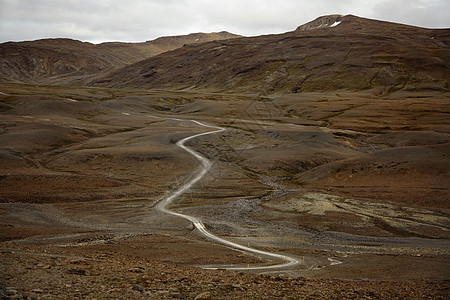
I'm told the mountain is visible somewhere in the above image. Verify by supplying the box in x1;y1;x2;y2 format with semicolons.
89;15;450;93
0;31;240;85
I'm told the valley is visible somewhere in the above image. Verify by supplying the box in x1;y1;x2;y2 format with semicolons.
0;14;449;299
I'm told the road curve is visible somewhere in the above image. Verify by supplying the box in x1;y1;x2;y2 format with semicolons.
154;118;301;271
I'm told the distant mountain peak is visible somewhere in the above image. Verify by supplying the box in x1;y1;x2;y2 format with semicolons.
296;14;344;31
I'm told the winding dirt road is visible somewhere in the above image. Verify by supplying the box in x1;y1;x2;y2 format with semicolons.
154;118;301;271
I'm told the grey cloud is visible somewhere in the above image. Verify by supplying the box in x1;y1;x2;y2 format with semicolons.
0;0;448;43
371;0;450;28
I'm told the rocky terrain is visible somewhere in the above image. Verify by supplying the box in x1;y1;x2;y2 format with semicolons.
0;14;449;299
0;31;239;85
2;235;449;299
1;82;449;298
89;15;450;93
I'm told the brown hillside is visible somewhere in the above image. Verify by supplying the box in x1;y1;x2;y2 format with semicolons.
90;15;450;93
0;32;240;85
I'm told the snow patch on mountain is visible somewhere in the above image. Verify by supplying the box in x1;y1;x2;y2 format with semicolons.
330;21;342;27
296;14;343;31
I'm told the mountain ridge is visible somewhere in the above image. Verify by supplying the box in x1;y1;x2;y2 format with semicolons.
0;31;240;85
1;15;449;94
88;15;450;94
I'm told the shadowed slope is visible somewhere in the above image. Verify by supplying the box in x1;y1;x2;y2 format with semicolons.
90;15;450;93
0;32;240;85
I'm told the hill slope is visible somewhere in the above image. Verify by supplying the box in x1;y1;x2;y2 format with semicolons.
0;32;240;85
90;15;450;93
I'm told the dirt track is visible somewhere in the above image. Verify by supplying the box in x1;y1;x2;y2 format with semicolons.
1;83;449;298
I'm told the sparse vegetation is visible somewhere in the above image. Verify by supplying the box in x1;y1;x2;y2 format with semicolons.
0;14;449;299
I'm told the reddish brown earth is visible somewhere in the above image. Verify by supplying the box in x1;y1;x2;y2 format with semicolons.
2;235;449;299
0;83;449;299
0;14;449;300
0;32;239;85
89;15;450;94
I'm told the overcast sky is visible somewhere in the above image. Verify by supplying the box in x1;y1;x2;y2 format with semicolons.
0;0;449;43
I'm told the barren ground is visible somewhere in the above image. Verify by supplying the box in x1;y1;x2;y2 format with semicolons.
1;83;449;299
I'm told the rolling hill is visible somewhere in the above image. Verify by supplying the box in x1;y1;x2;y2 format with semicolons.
1;14;449;296
0;31;240;85
89;15;450;94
